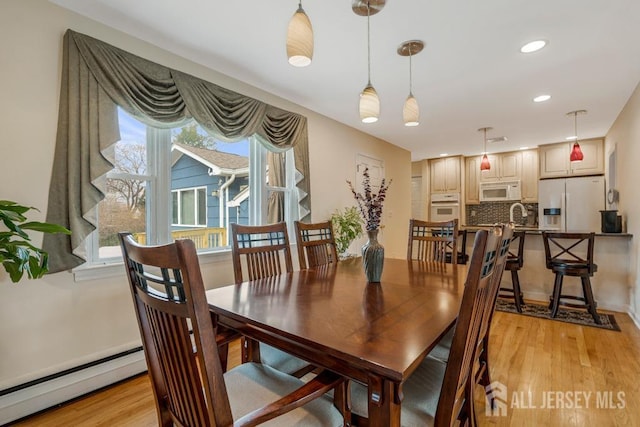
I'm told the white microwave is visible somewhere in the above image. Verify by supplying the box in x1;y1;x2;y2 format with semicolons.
479;180;521;202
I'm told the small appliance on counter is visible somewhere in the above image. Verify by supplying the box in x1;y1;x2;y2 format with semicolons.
600;210;622;233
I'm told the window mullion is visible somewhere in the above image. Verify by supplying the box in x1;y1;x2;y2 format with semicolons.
147;127;172;245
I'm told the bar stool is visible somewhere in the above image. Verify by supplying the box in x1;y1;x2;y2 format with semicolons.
542;232;600;324
499;231;526;312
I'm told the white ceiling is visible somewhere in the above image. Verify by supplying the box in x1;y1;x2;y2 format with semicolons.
51;0;640;161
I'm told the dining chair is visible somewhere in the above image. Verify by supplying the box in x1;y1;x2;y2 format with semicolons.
542;232;600;323
230;222;312;377
427;225;512;386
294;220;339;270
475;224;513;388
118;233;345;427
351;227;502;426
407;218;459;264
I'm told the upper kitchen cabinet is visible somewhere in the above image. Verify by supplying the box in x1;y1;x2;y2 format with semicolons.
539;138;604;179
430;156;461;193
479;151;521;182
465;156;481;204
520;149;538;202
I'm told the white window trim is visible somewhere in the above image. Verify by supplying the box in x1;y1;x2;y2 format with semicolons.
171;186;208;227
78;131;300;281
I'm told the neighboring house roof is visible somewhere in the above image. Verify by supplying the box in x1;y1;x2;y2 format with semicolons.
172;143;249;175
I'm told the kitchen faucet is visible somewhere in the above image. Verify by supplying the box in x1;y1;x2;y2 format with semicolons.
509;202;528;224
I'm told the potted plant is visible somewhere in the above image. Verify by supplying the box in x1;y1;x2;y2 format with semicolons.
330;206;364;258
0;200;71;282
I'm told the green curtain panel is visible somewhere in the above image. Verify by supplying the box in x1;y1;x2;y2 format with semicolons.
44;29;311;273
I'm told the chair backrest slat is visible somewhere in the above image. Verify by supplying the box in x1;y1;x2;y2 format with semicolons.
295;220;339;270
231;222;294;283
119;233;234;427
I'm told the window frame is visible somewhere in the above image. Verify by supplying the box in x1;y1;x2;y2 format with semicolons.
78;122;299;277
171;186;208;227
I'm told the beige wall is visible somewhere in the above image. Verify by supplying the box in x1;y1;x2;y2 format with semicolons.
605;80;640;326
0;0;410;393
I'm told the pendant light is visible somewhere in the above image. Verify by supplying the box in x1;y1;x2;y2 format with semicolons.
355;0;386;123
398;40;424;127
286;1;313;67
567;110;586;162
478;127;493;171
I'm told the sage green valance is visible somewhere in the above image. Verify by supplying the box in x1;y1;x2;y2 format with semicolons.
44;29;311;273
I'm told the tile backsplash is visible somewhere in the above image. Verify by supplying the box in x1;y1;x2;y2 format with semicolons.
465;202;538;226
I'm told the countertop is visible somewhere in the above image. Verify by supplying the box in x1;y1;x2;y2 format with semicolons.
462;225;632;237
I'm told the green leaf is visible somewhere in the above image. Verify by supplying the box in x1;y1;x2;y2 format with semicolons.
0;200;68;282
21;222;71;234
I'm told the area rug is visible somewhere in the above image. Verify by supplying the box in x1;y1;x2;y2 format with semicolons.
495;298;621;331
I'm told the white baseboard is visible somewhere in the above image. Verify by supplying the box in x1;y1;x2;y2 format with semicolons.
0;350;146;425
522;290;630;314
628;309;640;330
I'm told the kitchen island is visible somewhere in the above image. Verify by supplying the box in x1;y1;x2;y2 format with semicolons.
463;226;633;312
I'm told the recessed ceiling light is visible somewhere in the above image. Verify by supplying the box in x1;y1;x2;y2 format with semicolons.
520;40;547;53
439;153;448;157
566;136;577;140
533;94;551;102
520;146;529;150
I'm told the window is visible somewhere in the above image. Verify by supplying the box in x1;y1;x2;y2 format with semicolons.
90;108;299;262
172;187;207;226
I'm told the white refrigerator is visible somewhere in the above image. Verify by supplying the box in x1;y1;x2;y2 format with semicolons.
538;176;605;232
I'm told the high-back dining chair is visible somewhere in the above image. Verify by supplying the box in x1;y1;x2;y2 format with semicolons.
230;222;312;377
475;224;513;388
294;220;338;270
351;227;502;426
118;233;345;427
407;219;459;264
230;222;294;283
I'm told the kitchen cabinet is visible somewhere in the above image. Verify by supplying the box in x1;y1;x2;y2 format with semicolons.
539;138;604;179
430;156;461;193
465;149;538;203
520;149;538;202
464;156;481;204
479;151;521;182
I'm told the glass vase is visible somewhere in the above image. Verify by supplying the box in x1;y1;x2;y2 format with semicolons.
362;229;384;283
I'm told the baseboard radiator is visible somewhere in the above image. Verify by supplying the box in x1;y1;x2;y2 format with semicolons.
0;347;146;426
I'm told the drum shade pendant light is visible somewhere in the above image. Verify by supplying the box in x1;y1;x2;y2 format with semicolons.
355;0;386;123
398;40;424;127
478;127;493;171
567;110;587;162
286;1;313;67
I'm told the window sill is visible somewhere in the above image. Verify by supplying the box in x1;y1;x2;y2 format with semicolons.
73;248;233;282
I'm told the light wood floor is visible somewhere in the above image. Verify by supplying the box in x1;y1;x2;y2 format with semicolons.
13;308;640;426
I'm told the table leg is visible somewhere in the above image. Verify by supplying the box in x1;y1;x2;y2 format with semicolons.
241;337;261;364
367;375;401;427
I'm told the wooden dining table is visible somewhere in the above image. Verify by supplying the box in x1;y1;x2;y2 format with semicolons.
205;257;468;427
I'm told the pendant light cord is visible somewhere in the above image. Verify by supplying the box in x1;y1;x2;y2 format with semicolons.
367;1;372;85
408;50;413;96
574;111;578;143
483;127;487;152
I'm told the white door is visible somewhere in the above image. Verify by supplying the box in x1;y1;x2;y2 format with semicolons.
356;154;385;193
